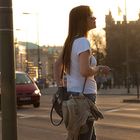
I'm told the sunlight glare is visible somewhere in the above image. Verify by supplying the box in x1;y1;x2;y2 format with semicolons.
13;0;140;46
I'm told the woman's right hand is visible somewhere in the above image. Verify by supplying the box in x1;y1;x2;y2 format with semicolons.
97;65;111;74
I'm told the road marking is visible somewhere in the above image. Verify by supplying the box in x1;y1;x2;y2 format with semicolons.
123;108;138;111
17;113;49;119
18;113;36;119
104;112;140;119
105;109;120;113
17;113;62;121
104;107;139;113
96;121;140;130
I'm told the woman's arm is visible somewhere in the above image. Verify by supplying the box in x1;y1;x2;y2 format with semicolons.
79;50;99;77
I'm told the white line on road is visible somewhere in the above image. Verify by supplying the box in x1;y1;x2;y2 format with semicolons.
17;113;50;119
104;107;139;113
105;109;120;113
96;121;140;130
104;112;140;119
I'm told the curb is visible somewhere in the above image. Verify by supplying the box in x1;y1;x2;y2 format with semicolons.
123;98;140;103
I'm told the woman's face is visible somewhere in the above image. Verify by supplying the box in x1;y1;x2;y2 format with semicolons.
87;15;96;31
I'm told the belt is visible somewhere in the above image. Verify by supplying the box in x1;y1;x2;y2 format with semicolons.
67;91;81;96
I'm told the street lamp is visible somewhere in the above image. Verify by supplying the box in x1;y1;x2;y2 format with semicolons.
35;13;42;80
124;0;130;93
22;13;30;73
22;12;41;79
15;29;26;72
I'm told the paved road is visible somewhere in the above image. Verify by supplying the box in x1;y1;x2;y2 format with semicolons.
95;95;140;140
0;94;140;140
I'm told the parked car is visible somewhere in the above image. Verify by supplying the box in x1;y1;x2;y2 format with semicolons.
15;71;41;108
0;71;41;108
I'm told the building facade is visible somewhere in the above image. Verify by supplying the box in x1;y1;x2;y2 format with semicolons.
105;11;140;87
15;41;62;82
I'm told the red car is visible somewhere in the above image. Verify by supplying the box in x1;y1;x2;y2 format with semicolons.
1;71;41;108
15;71;41;108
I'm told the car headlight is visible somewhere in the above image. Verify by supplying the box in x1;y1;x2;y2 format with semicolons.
33;89;41;96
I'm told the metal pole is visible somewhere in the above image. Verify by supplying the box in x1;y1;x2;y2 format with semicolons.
0;0;17;140
37;41;40;79
22;12;41;78
22;13;30;73
124;0;130;93
36;13;41;80
136;73;139;99
26;41;29;73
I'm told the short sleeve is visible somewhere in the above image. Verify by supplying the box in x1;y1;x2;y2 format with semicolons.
75;38;90;55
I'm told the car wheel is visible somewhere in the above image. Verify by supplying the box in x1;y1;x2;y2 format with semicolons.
33;102;40;108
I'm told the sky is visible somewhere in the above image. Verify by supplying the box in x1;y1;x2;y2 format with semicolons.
13;0;140;46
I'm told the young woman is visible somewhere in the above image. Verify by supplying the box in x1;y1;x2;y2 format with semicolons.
54;5;104;140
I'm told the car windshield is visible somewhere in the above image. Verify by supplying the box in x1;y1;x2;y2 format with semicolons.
16;73;33;84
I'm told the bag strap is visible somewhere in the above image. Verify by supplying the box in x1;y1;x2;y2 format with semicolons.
82;77;87;93
50;99;63;126
50;59;65;126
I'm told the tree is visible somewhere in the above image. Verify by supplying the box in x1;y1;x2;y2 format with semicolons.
88;29;106;64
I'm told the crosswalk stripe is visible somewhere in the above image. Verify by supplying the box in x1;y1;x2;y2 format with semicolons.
104;112;140;118
17;113;61;120
96;121;140;130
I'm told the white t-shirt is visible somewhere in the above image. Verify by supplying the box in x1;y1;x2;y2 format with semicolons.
67;37;97;94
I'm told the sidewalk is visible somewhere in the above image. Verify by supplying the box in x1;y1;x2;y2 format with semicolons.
40;87;140;103
97;87;138;95
97;88;140;103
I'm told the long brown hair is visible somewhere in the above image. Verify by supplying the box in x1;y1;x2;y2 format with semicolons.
62;5;92;74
